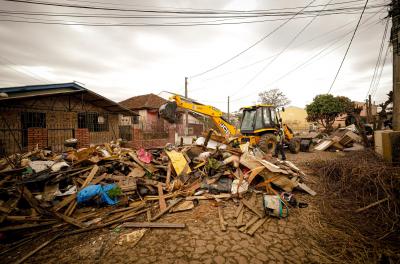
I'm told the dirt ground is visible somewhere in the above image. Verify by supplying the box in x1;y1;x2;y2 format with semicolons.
2;151;340;264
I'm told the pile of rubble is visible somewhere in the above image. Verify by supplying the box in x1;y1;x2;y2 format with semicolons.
313;126;363;152
0;132;315;261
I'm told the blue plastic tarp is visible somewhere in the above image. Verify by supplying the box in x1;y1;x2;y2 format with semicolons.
77;184;118;205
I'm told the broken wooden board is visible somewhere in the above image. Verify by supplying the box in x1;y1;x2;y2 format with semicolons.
170;200;194;212
121;222;185;228
150;198;183;222
53;194;76;212
218;206;227;231
128;152;157;173
247;218;269;236
157;183;167;211
185;193;231;201
165;150;191;176
314;140;334;151
54;212;85;228
239;215;259;233
242;199;264;218
297;183;317;196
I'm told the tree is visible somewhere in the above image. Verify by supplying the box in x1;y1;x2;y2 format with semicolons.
258;88;290;107
306;94;351;133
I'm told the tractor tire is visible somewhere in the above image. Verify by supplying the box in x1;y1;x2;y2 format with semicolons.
259;134;277;154
289;138;301;154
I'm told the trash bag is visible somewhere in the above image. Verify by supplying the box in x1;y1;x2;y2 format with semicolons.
77;184;118;205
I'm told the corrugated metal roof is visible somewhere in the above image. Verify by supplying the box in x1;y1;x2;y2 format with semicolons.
0;82;138;116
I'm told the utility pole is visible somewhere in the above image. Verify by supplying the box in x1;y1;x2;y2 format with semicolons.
227;96;230;123
184;77;188;136
391;0;400;130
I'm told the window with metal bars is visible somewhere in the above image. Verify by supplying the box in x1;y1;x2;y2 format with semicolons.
78;112;109;132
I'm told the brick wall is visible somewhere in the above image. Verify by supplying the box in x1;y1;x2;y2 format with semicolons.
75;128;90;148
129;127;175;149
27;128;47;151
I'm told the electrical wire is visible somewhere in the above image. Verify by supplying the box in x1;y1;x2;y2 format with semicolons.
0;55;50;83
371;40;391;99
229;0;335;98
225;10;383;104
327;0;369;94
366;18;389;98
1;0;387;15
189;0;319;79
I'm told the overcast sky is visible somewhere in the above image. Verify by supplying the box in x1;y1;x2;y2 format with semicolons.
0;0;392;112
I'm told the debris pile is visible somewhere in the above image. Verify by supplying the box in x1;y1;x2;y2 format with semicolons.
0;135;315;260
305;150;400;263
313;127;363;152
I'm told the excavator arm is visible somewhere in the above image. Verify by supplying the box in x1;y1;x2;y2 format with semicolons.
159;95;239;137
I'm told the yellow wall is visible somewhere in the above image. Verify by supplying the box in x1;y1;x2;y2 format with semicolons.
280;106;311;131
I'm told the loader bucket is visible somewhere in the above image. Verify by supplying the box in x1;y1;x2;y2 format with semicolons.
159;101;178;123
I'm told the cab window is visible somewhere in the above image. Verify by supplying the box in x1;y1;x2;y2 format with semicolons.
263;107;272;126
240;110;256;131
254;108;264;130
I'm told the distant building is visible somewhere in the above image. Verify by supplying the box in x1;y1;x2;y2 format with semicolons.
0;83;137;154
333;101;378;128
119;93;205;146
280;106;312;131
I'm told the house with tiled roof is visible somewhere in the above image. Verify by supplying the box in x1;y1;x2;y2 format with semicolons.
120;93;206;143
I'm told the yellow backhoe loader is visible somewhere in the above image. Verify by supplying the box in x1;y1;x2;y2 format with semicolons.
159;94;300;154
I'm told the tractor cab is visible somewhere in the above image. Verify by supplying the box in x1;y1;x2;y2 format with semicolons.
239;105;278;135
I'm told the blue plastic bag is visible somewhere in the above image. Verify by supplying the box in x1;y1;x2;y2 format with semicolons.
77;184;118;205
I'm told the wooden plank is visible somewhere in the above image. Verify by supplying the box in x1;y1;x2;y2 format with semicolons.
146;209;151;222
21;187;46;215
121;222;185;228
165;162;172;189
91;173;107;185
242;199;264;218
64;200;77;217
54;212;85;229
150;198;183;222
247;218;268;236
6;216;51;222
0;221;57;232
52;194;76;212
218;206;227;231
236;208;244;227
355;197;389;213
81;165;99;188
15;233;62;264
239;215;259;233
234;202;243;218
297;183;317;196
157;183;167;211
185;194;231;201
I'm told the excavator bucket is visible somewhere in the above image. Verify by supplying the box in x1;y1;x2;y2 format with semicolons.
159;101;178;123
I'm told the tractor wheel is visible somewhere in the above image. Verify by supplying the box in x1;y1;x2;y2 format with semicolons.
289;138;301;154
259;134;277;154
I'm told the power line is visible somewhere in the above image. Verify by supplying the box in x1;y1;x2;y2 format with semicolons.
371;40;391;99
366;18;389;98
1;0;386;15
0;56;50;83
189;17;363;90
327;0;369;94
227;10;383;103
189;0;319;79
0;10;385;27
229;0;334;98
